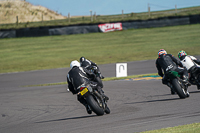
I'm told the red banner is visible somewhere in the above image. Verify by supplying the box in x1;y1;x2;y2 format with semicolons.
98;23;123;33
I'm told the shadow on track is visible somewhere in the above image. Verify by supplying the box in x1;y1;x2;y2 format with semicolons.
125;97;180;105
35;115;97;123
189;90;200;94
149;94;172;97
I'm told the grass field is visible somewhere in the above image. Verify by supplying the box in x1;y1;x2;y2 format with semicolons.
0;24;200;73
141;123;200;133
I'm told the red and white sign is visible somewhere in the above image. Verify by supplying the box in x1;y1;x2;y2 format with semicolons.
98;23;123;33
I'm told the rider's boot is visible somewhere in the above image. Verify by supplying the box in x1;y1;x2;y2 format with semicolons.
86;105;92;114
167;82;176;95
78;95;92;114
197;84;200;90
195;78;200;89
170;88;176;95
182;76;191;86
101;90;109;101
100;74;105;79
97;87;109;100
98;72;104;79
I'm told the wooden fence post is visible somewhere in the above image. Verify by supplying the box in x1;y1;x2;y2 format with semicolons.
148;3;150;17
90;10;93;22
16;16;18;25
42;12;43;22
122;10;124;19
68;13;70;23
175;5;177;14
94;12;96;21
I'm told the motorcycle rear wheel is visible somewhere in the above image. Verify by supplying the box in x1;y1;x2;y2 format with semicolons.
172;78;187;99
86;95;104;116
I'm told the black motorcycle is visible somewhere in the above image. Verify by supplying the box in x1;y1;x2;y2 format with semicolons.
78;84;110;116
188;66;200;90
167;71;189;99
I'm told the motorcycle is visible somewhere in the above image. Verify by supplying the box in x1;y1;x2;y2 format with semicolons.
78;84;110;116
188;66;200;90
167;70;189;99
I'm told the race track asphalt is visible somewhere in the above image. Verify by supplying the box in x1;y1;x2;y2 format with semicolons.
1;57;200;133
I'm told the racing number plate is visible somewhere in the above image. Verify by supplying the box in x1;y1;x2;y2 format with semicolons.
80;88;88;96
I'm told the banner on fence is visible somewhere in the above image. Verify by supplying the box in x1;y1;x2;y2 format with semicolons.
98;23;122;33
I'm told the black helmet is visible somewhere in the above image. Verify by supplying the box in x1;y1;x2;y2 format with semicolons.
80;56;86;63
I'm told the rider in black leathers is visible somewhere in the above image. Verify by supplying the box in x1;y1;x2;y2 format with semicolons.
80;57;104;80
67;60;108;114
155;49;190;94
79;57;108;99
67;60;99;114
81;60;103;87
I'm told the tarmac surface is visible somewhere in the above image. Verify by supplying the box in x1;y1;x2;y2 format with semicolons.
1;57;200;133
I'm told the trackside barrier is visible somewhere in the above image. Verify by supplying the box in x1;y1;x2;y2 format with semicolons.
0;30;16;38
0;15;199;38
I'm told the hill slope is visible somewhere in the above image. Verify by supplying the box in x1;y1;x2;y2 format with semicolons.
0;0;66;24
0;0;199;30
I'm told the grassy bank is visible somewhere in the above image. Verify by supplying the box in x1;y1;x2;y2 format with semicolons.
141;123;200;133
1;6;200;30
0;24;200;73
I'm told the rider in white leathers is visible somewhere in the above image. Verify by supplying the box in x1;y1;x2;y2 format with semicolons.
178;50;200;89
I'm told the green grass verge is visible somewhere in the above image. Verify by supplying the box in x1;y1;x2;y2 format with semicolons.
1;24;200;73
140;123;200;133
22;73;158;87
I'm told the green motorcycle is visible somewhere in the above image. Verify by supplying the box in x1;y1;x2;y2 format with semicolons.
167;71;189;99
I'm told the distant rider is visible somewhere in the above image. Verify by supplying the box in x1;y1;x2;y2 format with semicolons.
80;57;104;79
155;49;190;94
67;60;108;114
178;50;200;89
80;57;108;99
